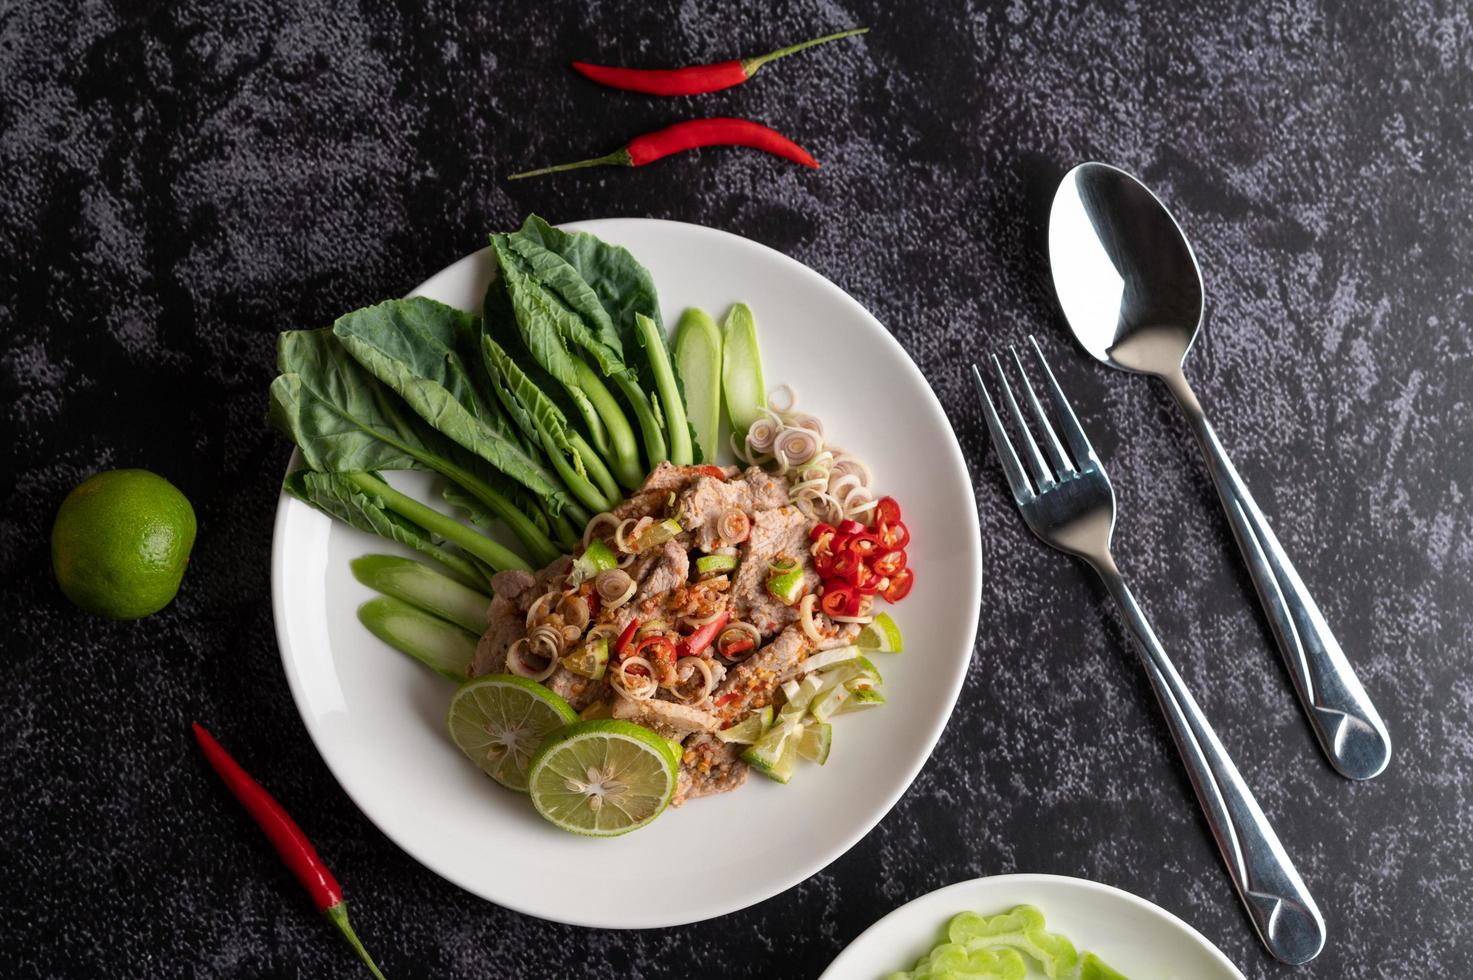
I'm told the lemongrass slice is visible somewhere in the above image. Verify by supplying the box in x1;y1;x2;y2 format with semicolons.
798;594;824;644
612;656;658;700
506;637;558;681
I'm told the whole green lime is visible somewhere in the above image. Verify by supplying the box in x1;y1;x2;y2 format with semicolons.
51;469;197;619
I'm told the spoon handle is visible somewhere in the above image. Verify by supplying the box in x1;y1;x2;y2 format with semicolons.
1091;556;1326;965
1163;370;1391;780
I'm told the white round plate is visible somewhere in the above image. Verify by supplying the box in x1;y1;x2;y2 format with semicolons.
821;874;1245;979
271;218;981;928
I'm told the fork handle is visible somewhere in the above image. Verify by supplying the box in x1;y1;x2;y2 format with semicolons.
1162;369;1391;781
1092;558;1326;965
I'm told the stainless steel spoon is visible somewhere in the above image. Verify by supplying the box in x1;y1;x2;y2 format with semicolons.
1047;162;1391;781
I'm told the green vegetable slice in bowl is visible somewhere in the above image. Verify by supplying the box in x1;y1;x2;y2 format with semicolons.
351;554;489;634
358;595;479;681
527;720;678;835
716;705;774;744
448;675;579;792
674;306;723;461
721;302;766;443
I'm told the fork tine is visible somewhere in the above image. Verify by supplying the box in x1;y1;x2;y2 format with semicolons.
970;363;1035;505
1028;335;1098;467
991;353;1056;490
1009;344;1075;476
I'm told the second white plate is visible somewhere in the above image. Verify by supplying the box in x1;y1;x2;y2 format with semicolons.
821;874;1245;980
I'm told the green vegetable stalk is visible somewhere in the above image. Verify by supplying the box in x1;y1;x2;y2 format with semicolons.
636;313;692;465
269;327;561;566
343;472;530;573
284;470;492;592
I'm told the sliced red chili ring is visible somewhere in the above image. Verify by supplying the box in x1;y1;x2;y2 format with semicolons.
719;637;755;658
878;520;910;550
831;549;861;579
614;619;640;657
637;635;677;663
692;465;728;480
821;583;857;618
809;522;836;543
846;531;881;558
872;549;907;577
874;497;902;527
882;567;914;602
814;550;836;577
847;562;881;595
837;519;865;537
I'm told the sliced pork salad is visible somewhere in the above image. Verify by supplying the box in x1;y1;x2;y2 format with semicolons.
272;218;913;836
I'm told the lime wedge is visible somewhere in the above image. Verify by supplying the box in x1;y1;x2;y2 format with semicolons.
527;720;678;836
742;723;799;783
716;705;774;744
796;721;832;764
856;612;903;653
447;675;577;792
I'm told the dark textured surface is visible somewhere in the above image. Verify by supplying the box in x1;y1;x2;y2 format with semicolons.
3;1;1471;977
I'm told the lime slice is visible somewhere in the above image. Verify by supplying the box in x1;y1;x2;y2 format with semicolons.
716;705;773;744
837;686;887;714
742;723;799;783
856;612;903;653
527;720;678;836
797;722;832;764
447;675;577;792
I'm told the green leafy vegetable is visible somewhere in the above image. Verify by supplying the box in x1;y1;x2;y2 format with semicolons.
283;469;490;592
350;554;489;633
330;297;566;565
482;335;619;513
513;214;701;463
269;328;557;565
490;235;644;488
720;302;766;443
673;307;723;460
357;595;478;681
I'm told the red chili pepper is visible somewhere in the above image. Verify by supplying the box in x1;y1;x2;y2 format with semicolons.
846;561;882;595
809;522;837;543
719;636;756;658
691;465;729;480
882;567;914;602
878;519;910;550
872;549;907;578
831;549;861;580
821;582;859;618
681;610;730;658
571;28;868;97
837;519;865;537
874;496;902;527
191;724;386;980
846;531;881;559
615;619;641;658
814;549;836;577
638;634;678;664
508;118;818;180
714;691;740;708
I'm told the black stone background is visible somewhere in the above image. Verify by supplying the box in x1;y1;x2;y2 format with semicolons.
3;1;1471;977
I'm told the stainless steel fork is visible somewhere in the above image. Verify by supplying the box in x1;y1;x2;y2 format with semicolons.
971;338;1326;966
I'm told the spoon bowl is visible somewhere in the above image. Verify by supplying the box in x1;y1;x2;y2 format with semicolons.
1048;163;1203;376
